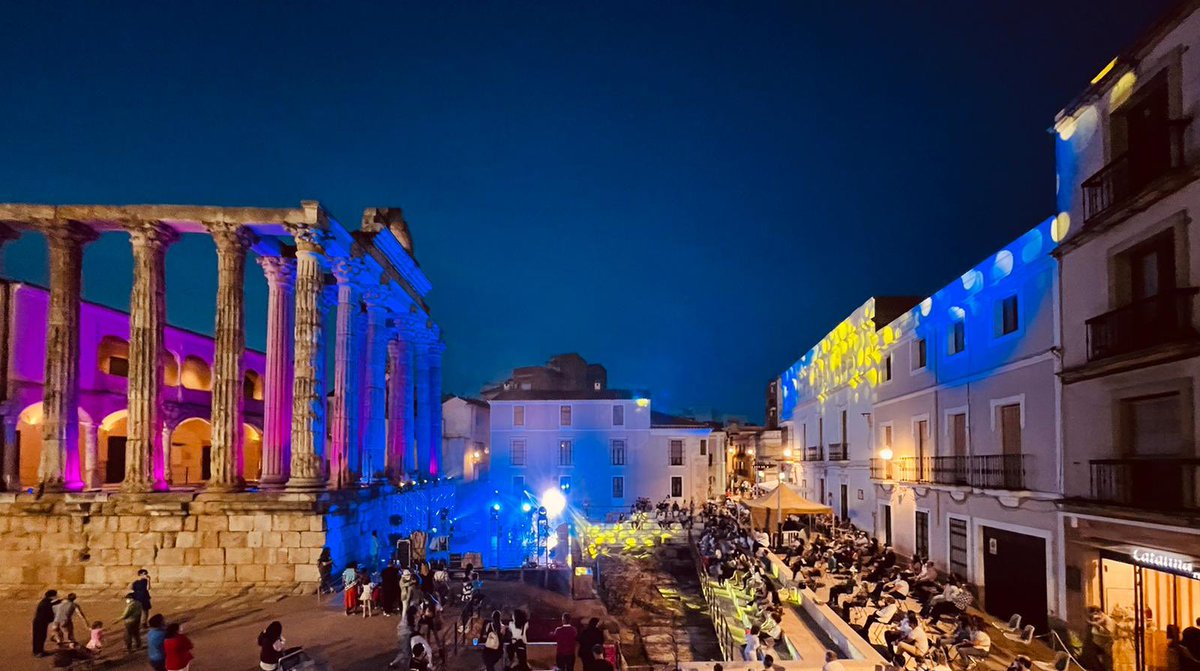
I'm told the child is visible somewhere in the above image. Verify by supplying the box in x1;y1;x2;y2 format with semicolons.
361;578;376;618
85;621;104;656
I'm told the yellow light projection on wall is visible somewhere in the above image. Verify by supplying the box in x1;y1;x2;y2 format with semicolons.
783;300;887;409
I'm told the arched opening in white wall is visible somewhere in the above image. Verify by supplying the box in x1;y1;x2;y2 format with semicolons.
180;356;212;391
170;417;212;485
96;335;130;377
243;370;264;401
98;409;129;485
163;351;181;387
16;402;91;488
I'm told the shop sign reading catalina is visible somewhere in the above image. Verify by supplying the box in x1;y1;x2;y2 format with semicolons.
1130;547;1200;580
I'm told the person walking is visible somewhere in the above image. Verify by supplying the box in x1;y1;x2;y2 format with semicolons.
32;589;58;658
388;605;417;670
147;614;168;671
132;569;153;629
257;621;286;671
481;610;508;671
51;592;87;645
163;623;194;671
553;614;578;671
115;592;144;654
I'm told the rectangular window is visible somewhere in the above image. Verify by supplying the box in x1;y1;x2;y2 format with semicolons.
882;424;893;449
999;404;1021;456
612;404;624;426
560;405;572;426
950;320;965;355
513;405;525;427
669;439;684;466
700;439;707;456
611;439;626;465
1000;295;1019;335
612;476;624;499
559;440;573;466
950;412;967;459
510;439;526;466
883;354;892;382
913;338;927;370
671;476;683;498
915;510;930;560
559;476;571;492
513;475;524;493
1123;392;1183;456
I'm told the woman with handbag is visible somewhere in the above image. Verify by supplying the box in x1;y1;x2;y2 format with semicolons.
480;610;508;671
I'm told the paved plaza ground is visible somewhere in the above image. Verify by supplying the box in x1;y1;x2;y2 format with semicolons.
4;578;610;671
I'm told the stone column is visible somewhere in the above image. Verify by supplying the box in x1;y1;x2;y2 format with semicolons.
361;290;389;482
257;256;295;488
40;221;96;492
412;340;431;475
124;221;177;493
329;258;363;488
206;226;253;491
286;229;329;490
385;336;412;482
1;414;18;491
316;285;336;479
82;420;99;490
426;341;445;476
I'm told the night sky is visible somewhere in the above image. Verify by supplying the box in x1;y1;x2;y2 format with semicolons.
0;1;1176;420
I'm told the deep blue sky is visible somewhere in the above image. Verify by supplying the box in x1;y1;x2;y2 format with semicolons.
0;1;1175;420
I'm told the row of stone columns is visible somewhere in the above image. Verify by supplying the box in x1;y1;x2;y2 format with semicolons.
2;218;444;493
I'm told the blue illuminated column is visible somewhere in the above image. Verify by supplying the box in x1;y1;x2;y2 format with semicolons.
360;288;390;481
385;335;413;482
426;341;445;476
412;338;431;475
330;258;364;488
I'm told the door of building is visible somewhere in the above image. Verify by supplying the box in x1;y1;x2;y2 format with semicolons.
982;526;1048;632
949;517;969;580
840;484;849;522
201;446;212;481
105;437;126;484
882;504;893;547
819;478;825;505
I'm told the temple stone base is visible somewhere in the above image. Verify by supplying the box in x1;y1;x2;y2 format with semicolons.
0;486;406;597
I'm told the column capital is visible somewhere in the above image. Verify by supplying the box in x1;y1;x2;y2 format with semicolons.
258;255;297;287
330;256;367;285
207;223;256;252
362;285;393;313
426;341;446;363
42;219;99;246
127;220;180;249
286;224;330;253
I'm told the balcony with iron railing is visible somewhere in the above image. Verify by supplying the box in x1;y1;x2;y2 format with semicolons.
1081;119;1189;224
804;446;823;462
869;454;1029;490
1088;458;1200;511
827;442;848;461
1086;287;1199;361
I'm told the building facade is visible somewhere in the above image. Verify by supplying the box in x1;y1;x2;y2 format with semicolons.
441;395;490;482
870;220;1063;633
1053;4;1200;667
779;297;916;527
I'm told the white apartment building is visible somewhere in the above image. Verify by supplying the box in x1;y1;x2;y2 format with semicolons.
442;395;490;481
1053;3;1200;665
871;219;1063;633
487;389;716;520
779;297;917;527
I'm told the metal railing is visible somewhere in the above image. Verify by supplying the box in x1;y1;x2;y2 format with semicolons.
827;443;848;461
804;446;823;462
1081;119;1189;222
869;454;1028;490
1089;458;1200;510
1085;287;1199;361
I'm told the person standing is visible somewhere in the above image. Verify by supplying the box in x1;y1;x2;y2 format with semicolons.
52;592;87;645
132;569;153;629
32;589;58;657
163;623;193;671
370;531;381;571
115;592;144;654
578;618;604;666
147;615;168;671
480;610;508;671
342;562;360;615
553;613;578;671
